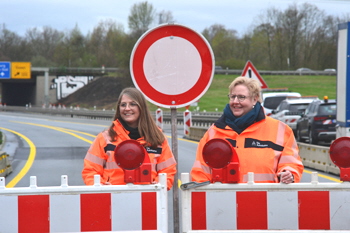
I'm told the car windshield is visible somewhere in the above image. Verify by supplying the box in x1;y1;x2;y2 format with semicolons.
289;104;309;112
318;104;336;115
264;96;288;109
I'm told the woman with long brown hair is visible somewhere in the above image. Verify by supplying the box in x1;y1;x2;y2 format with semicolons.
82;87;177;190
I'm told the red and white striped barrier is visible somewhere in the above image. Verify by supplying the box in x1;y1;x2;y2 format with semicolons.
181;173;350;232
156;107;163;131
0;174;167;233
183;107;192;136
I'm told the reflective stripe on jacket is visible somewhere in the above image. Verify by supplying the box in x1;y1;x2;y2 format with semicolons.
82;120;177;189
190;116;304;183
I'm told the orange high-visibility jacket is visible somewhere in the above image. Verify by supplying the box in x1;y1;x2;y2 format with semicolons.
82;120;177;189
191;115;304;183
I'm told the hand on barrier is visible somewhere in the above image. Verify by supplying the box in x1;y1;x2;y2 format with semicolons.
278;170;294;184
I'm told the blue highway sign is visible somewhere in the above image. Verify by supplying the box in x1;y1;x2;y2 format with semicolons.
0;62;10;79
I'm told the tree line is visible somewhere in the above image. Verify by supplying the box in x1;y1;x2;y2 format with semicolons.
0;2;349;71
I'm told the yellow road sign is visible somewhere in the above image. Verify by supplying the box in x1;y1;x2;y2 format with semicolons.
11;62;31;79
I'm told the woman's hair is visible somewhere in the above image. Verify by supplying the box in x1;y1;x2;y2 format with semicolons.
108;87;165;148
228;76;262;103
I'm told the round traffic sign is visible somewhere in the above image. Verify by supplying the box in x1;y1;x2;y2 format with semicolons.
130;24;214;108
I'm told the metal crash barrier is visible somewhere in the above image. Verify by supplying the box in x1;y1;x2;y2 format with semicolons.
180;172;350;232
0;174;167;233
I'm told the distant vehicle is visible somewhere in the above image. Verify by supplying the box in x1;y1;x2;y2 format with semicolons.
296;68;313;72
324;68;336;72
271;96;319;134
262;91;301;116
214;66;224;74
296;97;336;145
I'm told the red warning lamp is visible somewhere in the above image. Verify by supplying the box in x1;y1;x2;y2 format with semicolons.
202;138;240;183
329;137;350;181
114;140;152;184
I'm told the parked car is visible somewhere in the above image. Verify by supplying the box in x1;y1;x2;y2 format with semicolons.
296;97;336;145
262;91;301;116
271;96;319;134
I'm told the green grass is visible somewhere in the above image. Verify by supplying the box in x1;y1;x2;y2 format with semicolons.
148;74;336;113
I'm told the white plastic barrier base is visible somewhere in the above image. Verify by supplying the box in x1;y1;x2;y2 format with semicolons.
181;172;350;232
0;174;167;233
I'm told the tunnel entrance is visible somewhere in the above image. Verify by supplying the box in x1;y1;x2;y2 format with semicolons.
1;79;36;106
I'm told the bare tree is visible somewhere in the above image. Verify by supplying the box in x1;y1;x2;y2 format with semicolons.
86;19;126;67
128;1;156;36
53;25;86;67
0;24;30;61
26;26;64;66
157;10;174;24
202;24;239;68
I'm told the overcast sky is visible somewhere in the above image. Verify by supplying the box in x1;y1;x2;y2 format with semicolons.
2;0;350;37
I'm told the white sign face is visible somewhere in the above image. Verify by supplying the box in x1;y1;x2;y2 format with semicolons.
130;24;214;108
143;36;201;95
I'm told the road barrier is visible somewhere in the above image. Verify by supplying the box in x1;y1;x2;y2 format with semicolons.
156;107;163;131
180;173;350;232
0;174;167;233
298;142;339;175
0;151;12;177
184;108;192;136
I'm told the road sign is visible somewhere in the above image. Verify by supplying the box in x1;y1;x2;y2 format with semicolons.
241;60;268;89
130;24;215;108
0;62;10;79
11;62;31;79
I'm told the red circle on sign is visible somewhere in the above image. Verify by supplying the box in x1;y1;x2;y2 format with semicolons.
130;24;214;108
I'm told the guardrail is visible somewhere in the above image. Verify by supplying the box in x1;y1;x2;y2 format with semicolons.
215;69;336;76
0;106;221;126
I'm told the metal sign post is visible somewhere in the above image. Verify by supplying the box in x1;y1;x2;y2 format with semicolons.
170;108;179;233
130;23;214;233
336;21;350;138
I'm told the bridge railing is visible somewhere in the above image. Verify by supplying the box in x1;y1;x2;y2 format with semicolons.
0;174;167;233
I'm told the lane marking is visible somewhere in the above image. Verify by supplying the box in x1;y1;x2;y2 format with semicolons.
0;127;36;188
11;121;94;144
303;169;341;183
49;119;109;128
